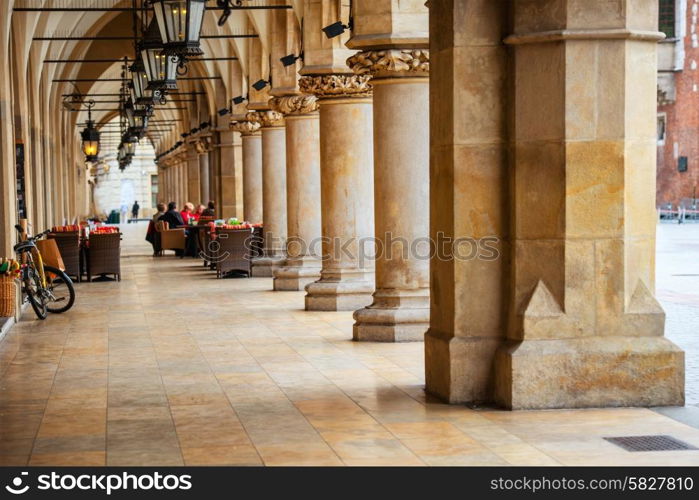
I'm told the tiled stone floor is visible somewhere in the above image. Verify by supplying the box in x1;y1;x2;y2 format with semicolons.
657;223;699;407
0;222;698;466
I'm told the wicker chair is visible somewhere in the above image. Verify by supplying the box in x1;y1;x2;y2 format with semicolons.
201;226;215;268
156;221;185;256
87;232;121;282
215;229;254;278
251;226;264;258
49;232;81;282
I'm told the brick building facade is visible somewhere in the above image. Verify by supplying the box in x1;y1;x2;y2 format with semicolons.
658;0;699;208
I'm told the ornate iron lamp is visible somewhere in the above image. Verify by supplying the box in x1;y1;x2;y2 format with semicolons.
129;56;152;106
150;0;206;58
140;19;178;96
81;100;100;163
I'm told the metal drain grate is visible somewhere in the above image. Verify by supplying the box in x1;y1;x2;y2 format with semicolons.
604;435;697;452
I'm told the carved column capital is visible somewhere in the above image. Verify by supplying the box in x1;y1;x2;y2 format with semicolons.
230;120;261;136
299;74;373;99
245;110;285;128
269;94;319;116
347;49;430;78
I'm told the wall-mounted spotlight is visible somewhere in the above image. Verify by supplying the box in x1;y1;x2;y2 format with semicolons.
280;52;304;67
322;21;352;39
190;127;200;134
232;95;248;106
252;79;270;91
218;108;230;116
200;121;211;129
181;132;190;139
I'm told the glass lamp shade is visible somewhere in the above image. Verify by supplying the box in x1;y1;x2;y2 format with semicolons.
130;58;151;104
141;20;178;90
81;121;100;162
124;141;137;156
151;0;206;56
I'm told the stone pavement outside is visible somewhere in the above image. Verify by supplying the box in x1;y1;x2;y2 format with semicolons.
657;223;699;407
0;222;697;466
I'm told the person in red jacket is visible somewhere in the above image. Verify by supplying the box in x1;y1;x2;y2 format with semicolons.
180;202;195;224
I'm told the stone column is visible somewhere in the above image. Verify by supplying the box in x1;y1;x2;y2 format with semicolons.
425;0;683;409
218;129;238;219
270;95;323;291
347;51;430;342
179;160;187;207
300;75;375;311
198;150;210;205
232;121;263;223
186;151;200;205
247;110;288;277
492;0;683;410
233;134;244;218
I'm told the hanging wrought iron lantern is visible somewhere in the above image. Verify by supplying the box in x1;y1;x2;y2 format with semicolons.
140;19;178;94
124;101;151;138
151;0;206;56
129;56;152;105
81;100;100;163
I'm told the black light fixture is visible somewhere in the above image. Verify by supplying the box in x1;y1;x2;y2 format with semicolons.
232;95;247;106
140;19;178;94
252;79;269;91
129;56;151;105
81;100;101;163
124;101;151;138
151;0;206;57
280;52;303;67
200;121;210;129
216;0;243;26
322;20;351;39
218;108;230;116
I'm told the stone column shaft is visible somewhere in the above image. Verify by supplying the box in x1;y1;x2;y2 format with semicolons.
187;153;200;205
199;153;210;205
238;125;263;223
301;75;376;311
218;130;238;219
270;95;323;291
249;111;288;277
349;51;430;342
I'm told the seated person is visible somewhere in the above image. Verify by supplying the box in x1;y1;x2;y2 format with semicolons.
191;204;205;222
202;201;215;218
180;202;195;224
159;202;185;228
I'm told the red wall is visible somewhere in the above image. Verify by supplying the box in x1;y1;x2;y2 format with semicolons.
657;6;699;207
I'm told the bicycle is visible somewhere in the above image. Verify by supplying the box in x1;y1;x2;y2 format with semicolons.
13;225;76;319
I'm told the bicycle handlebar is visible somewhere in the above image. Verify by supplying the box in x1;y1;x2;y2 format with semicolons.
15;225;51;242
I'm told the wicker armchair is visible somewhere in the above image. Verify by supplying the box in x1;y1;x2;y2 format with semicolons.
49;232;81;282
251;226;264;258
87;232;121;282
215;229;254;278
156;221;185;256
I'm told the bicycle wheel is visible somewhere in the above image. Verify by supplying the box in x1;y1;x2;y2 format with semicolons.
24;266;48;320
44;265;75;314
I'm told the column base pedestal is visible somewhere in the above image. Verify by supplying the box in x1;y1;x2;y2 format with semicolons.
251;256;285;277
353;289;429;342
425;331;501;404
273;258;322;291
494;336;685;410
304;269;374;311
